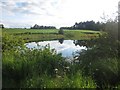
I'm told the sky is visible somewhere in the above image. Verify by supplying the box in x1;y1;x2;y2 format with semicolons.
0;0;119;28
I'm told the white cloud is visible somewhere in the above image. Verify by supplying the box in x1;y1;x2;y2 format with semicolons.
1;0;119;28
1;0;63;16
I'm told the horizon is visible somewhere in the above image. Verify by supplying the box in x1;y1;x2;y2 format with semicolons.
1;0;119;28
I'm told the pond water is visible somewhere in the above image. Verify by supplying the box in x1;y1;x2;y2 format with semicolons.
26;40;87;59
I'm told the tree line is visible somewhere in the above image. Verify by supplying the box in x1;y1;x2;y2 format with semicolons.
60;21;104;31
1;20;105;31
30;24;56;29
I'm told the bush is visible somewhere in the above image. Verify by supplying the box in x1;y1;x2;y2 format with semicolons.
91;58;119;88
74;22;119;88
2;46;66;87
58;29;64;35
2;32;25;51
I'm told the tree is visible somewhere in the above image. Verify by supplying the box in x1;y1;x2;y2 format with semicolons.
58;29;64;35
31;24;56;29
0;24;4;29
60;21;103;31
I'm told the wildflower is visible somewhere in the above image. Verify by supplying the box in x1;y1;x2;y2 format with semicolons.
55;68;58;71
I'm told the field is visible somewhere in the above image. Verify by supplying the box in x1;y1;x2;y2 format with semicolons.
2;28;58;34
2;28;101;42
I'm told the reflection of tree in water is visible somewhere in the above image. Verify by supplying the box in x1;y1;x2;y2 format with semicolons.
58;38;98;48
58;38;64;44
73;39;97;48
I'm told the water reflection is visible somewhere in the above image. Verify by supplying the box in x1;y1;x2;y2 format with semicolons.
73;39;96;48
26;39;87;58
58;38;64;44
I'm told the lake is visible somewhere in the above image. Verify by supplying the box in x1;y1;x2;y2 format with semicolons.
26;40;87;59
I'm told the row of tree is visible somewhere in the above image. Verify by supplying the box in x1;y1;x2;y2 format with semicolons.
60;21;104;31
1;20;105;31
30;24;56;29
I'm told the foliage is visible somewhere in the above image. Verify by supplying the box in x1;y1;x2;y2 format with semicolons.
2;47;96;88
30;24;56;29
2;32;97;88
58;29;64;35
21;71;96;88
0;24;4;29
102;19;118;41
60;21;104;31
2;44;66;87
74;18;119;88
2;32;25;51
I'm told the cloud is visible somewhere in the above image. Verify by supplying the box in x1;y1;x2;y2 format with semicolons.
1;0;119;28
1;0;63;16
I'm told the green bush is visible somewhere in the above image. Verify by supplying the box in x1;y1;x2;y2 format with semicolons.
2;32;25;51
58;29;64;35
2;45;66;88
3;46;97;88
74;34;119;88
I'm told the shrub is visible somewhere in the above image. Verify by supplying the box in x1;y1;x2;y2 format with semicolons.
58;29;64;35
74;29;119;88
2;32;25;51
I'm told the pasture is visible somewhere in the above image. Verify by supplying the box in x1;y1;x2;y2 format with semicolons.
2;28;101;42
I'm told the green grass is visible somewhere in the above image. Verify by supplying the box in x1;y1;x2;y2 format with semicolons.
20;34;64;42
2;28;58;34
64;30;100;40
22;72;96;88
3;48;97;88
2;28;101;42
0;28;2;37
64;29;100;33
2;28;63;42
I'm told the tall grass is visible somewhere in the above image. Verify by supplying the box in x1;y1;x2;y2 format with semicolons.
21;71;96;88
3;46;96;88
2;32;96;88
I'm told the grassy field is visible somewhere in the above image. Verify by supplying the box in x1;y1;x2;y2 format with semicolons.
2;28;101;42
64;30;100;40
2;28;58;34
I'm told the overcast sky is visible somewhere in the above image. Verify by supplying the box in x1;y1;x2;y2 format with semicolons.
0;0;119;28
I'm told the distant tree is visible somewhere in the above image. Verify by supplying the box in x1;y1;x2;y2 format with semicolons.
58;29;64;35
31;24;56;29
0;24;4;29
60;21;103;31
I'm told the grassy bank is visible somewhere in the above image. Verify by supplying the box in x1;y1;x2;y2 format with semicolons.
3;48;96;88
2;28;100;42
2;33;96;88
